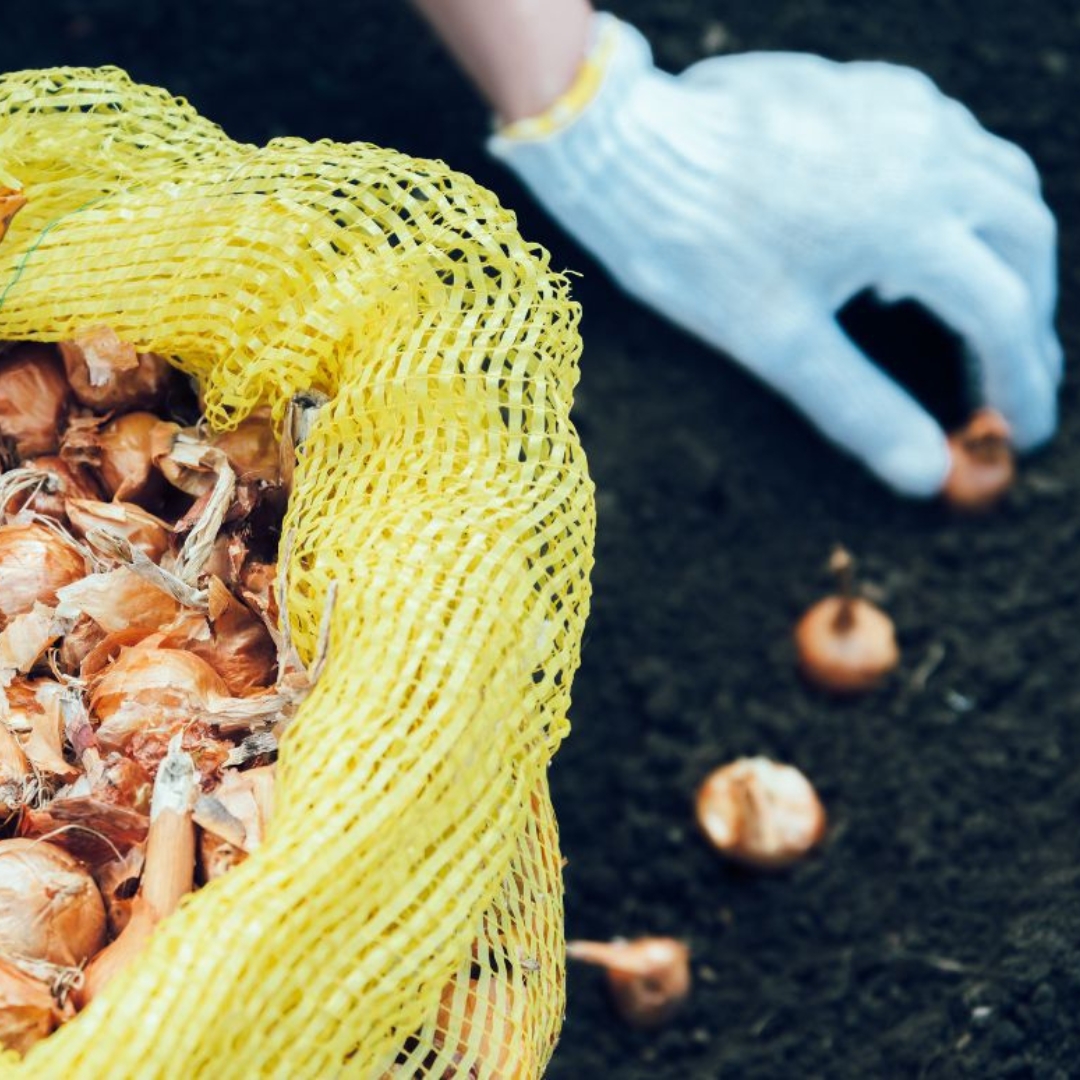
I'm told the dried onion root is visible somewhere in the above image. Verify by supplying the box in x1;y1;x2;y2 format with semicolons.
0;956;65;1055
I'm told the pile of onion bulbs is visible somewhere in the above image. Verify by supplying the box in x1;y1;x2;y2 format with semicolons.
0;331;315;1052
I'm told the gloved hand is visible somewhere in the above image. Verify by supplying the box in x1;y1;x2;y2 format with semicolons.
489;13;1062;496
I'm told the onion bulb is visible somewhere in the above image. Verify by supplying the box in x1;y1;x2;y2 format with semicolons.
0;522;87;628
0;956;63;1055
566;937;691;1028
186;577;277;694
65;498;171;563
0;839;107;966
154;431;224;498
0;188;26;245
4;457;102;521
59;327;172;412
794;546;898;693
64;412;179;505
943;408;1015;513
212;408;280;484
695;757;826;869
0;343;70;459
90;644;230;752
434;976;532;1079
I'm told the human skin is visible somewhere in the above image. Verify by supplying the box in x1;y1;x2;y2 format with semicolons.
410;0;594;122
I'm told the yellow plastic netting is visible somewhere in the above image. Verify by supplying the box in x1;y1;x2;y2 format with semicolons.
0;67;593;1078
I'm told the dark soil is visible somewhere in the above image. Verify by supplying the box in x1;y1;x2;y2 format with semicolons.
4;3;1079;1077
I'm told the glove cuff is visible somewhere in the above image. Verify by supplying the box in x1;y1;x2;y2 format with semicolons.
488;13;653;150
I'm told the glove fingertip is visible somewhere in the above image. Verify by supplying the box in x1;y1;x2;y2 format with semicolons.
869;430;952;498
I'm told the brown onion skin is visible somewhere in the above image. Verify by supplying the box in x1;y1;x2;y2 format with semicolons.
96;411;178;505
0;343;70;458
0;189;27;246
59;335;172;412
212;408;280;484
0;521;87;628
195;578;277;693
64;498;171;563
943;409;1015;513
0;839;107;966
0;956;62;1055
696;758;827;869
7;456;103;520
794;596;899;694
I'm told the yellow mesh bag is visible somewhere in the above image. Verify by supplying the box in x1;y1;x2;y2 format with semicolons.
0;67;593;1078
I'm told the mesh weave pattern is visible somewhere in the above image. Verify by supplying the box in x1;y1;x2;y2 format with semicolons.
0;67;593;1078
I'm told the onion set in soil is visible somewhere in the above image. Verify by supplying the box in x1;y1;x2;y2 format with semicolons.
566;937;691;1028
795;545;899;694
0;332;333;1053
943;408;1015;513
695;757;826;869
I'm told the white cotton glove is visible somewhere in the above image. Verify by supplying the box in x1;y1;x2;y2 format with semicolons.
488;14;1062;496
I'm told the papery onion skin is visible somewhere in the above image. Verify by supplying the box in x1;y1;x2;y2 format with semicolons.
65;498;171;563
90;646;233;780
129;721;231;787
196;764;275;882
0;724;31;820
202;534;248;588
85;751;154;815
96;412;180;505
212;408;280;485
18;800;148;868
696;757;826;870
0;522;87;628
0;955;62;1055
56;567;181;635
57;615;107;676
177;578;277;694
794;596;899;694
0;344;70;459
7;456;103;521
59;328;172;412
0;839;107;967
